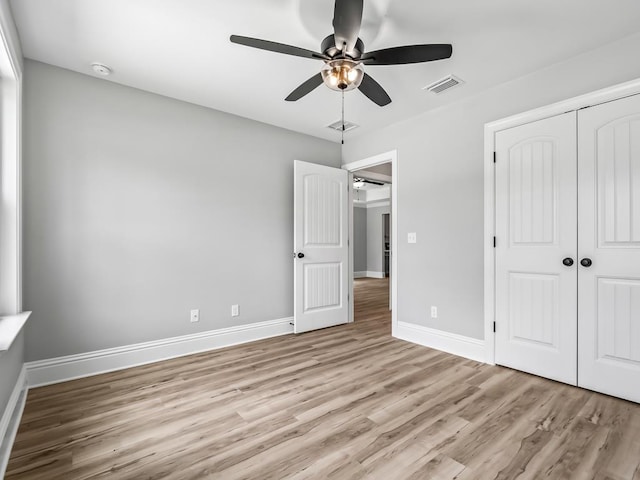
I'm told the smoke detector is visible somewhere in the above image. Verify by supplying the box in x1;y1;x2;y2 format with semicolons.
423;74;464;94
91;63;112;76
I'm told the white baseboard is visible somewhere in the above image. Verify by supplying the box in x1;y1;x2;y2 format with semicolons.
0;366;27;478
354;271;385;279
26;318;294;388
395;321;485;363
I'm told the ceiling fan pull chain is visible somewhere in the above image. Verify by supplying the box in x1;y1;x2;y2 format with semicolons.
341;90;345;145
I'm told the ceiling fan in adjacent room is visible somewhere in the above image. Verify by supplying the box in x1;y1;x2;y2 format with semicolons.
353;177;385;188
230;0;452;107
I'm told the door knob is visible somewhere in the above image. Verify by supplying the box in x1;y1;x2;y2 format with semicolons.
580;258;592;267
297;252;305;259
562;257;574;267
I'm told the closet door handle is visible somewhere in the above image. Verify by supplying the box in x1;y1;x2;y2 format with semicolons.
580;258;592;267
562;257;574;267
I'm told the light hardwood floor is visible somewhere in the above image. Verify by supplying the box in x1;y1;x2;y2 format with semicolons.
6;278;640;479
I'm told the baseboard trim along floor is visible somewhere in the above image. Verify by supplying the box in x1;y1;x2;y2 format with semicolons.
26;317;294;388
0;366;27;479
396;321;485;363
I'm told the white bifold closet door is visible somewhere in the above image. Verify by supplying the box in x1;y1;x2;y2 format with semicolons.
495;112;578;386
578;94;640;404
495;94;640;403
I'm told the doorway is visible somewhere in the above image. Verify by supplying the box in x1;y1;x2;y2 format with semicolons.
343;150;398;334
352;165;391;323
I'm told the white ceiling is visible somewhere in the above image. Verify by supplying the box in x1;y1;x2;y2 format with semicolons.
10;0;640;142
362;163;392;177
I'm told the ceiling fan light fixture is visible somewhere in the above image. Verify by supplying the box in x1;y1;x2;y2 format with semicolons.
321;59;363;92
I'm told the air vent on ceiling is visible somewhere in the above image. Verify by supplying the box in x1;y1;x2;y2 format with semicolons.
327;120;359;132
424;74;464;94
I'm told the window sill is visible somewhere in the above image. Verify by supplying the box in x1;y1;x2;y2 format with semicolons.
0;312;31;354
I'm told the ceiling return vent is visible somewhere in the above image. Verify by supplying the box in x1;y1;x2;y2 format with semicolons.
424;74;464;94
327;120;359;132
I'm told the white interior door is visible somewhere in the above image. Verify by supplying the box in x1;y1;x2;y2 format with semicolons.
294;160;349;334
495;112;578;385
578;94;640;403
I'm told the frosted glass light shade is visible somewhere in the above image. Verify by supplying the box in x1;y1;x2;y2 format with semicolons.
321;60;364;92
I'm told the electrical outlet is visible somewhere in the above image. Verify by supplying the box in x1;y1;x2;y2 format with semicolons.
431;306;438;318
408;232;417;244
231;304;239;317
190;309;200;323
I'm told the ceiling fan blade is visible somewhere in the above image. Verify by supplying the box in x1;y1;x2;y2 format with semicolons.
230;35;329;60
358;73;391;107
363;179;385;185
332;0;363;54
361;44;452;65
285;73;324;102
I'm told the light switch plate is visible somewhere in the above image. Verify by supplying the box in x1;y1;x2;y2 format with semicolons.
408;232;417;244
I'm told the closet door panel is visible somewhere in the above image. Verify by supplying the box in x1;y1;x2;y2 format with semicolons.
495;112;578;385
578;93;640;403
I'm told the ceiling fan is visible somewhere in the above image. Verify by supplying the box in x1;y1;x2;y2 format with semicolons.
354;176;385;187
230;0;452;107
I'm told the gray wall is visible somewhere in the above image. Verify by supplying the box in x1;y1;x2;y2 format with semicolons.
23;60;341;361
0;333;23;423
353;206;367;273
367;206;391;274
343;32;640;340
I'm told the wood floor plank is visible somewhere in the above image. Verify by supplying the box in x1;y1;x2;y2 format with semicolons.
7;277;640;479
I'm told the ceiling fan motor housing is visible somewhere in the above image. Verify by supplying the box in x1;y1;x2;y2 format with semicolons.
321;34;364;60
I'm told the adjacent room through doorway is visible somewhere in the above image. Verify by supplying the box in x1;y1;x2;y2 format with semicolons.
351;162;392;325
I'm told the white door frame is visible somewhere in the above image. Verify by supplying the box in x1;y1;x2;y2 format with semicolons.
343;150;398;336
484;77;640;365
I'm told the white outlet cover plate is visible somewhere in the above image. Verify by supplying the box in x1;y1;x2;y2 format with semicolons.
408;232;417;244
190;309;199;322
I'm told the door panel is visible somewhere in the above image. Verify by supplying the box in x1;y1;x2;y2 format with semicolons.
508;272;559;348
596;278;640;363
495;112;578;385
303;174;342;246
294;160;349;333
304;263;342;312
578;94;640;403
596;113;640;245
509;139;557;245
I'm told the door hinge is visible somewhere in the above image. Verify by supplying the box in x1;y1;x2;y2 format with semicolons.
493;236;496;248
493;321;496;333
493;151;496;163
